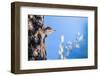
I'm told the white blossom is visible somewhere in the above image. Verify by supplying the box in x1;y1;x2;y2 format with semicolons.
58;32;84;59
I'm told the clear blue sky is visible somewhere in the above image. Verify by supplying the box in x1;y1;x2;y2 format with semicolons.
44;16;88;60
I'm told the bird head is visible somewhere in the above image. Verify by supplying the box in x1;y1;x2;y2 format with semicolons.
45;26;56;35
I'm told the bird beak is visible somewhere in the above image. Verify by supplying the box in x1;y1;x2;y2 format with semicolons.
50;30;56;33
53;30;56;31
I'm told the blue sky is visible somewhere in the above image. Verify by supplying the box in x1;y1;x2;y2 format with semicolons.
44;16;88;60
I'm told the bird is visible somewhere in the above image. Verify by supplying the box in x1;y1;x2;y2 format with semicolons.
36;26;55;60
28;15;56;60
